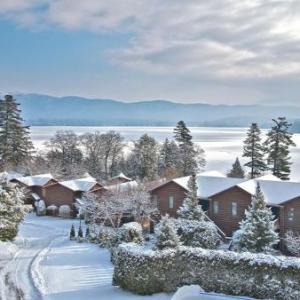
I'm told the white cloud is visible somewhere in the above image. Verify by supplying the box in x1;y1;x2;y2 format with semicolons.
1;0;300;82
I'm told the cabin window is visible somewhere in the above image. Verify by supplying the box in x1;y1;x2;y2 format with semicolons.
288;208;295;221
231;202;237;216
213;201;219;214
168;196;174;209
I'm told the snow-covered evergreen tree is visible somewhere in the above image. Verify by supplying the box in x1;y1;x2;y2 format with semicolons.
243;123;267;178
0;95;34;169
177;174;205;221
70;224;76;240
232;184;279;253
174;121;205;176
0;182;28;241
158;138;180;178
264;117;296;180
155;215;180;250
130;134;159;180
227;157;245;178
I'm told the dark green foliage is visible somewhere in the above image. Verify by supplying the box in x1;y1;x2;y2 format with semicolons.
70;224;76;240
0;95;34;168
264;117;296;180
227;157;245;178
243;123;267;178
85;227;90;239
174;121;205;176
78;225;83;238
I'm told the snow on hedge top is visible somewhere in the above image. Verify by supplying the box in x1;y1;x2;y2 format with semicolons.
173;172;244;199
60;177;98;192
238;176;300;205
16;173;54;187
118;243;300;269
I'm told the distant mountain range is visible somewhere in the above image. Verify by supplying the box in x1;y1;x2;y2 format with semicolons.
7;93;300;131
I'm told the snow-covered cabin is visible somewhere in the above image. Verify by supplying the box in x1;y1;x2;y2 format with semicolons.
43;177;105;210
12;174;57;204
105;180;138;194
149;171;300;238
106;172;133;186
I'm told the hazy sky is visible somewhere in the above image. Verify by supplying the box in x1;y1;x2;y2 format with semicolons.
1;1;300;105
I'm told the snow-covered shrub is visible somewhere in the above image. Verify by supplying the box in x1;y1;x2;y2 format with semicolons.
231;184;278;253
118;222;144;245
155;215;180;250
77;225;84;242
69;224;76;240
46;205;58;216
113;243;300;298
175;219;221;249
58;205;71;218
172;285;204;300
285;231;300;256
36;200;46;216
98;226;118;248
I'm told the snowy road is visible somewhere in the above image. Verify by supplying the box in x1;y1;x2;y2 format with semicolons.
0;214;251;300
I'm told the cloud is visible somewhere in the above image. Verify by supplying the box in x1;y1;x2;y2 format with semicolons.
1;0;300;82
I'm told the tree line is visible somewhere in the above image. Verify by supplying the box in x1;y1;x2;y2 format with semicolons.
228;118;295;180
0;95;205;181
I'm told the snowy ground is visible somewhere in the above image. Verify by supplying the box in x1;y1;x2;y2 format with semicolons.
0;214;253;300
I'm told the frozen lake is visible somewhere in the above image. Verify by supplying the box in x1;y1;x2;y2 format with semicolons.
30;126;300;181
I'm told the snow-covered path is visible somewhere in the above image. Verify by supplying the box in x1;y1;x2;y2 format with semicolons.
0;214;252;300
0;214;172;300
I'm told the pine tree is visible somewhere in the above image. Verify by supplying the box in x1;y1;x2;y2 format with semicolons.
227;157;245;178
0;182;28;241
264;117;296;180
85;227;90;240
155;215;181;250
158;138;180;178
174;121;205;176
70;224;76;240
132;134;159;180
243;123;267;178
78;225;83;241
0;95;34;169
233;184;279;253
177;174;205;221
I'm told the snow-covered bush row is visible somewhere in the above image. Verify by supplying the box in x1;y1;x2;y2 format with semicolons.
285;231;300;256
46;205;58;216
58;205;71;218
113;243;300;298
171;218;221;249
98;222;144;249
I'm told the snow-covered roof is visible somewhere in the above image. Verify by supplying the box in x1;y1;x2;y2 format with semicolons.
16;174;55;187
0;171;23;182
32;193;41;200
106;180;138;193
60;177;99;192
111;172;132;181
173;173;244;199
238;176;300;205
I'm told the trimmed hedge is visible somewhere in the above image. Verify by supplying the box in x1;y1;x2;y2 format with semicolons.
113;243;300;299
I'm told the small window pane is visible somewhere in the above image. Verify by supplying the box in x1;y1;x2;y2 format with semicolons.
232;202;237;216
288;208;294;221
213;201;219;214
168;196;174;209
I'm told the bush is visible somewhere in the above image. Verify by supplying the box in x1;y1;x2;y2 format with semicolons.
46;205;58;216
285;231;300;256
113;243;300;298
159;218;221;249
118;222;144;245
36;200;46;216
98;226;119;248
58;205;71;218
78;225;84;242
70;224;76;240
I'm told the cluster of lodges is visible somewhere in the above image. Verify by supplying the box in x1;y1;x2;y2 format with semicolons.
0;171;135;216
2;170;300;242
149;171;300;240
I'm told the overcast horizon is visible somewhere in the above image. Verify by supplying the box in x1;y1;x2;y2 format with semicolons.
1;1;300;105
